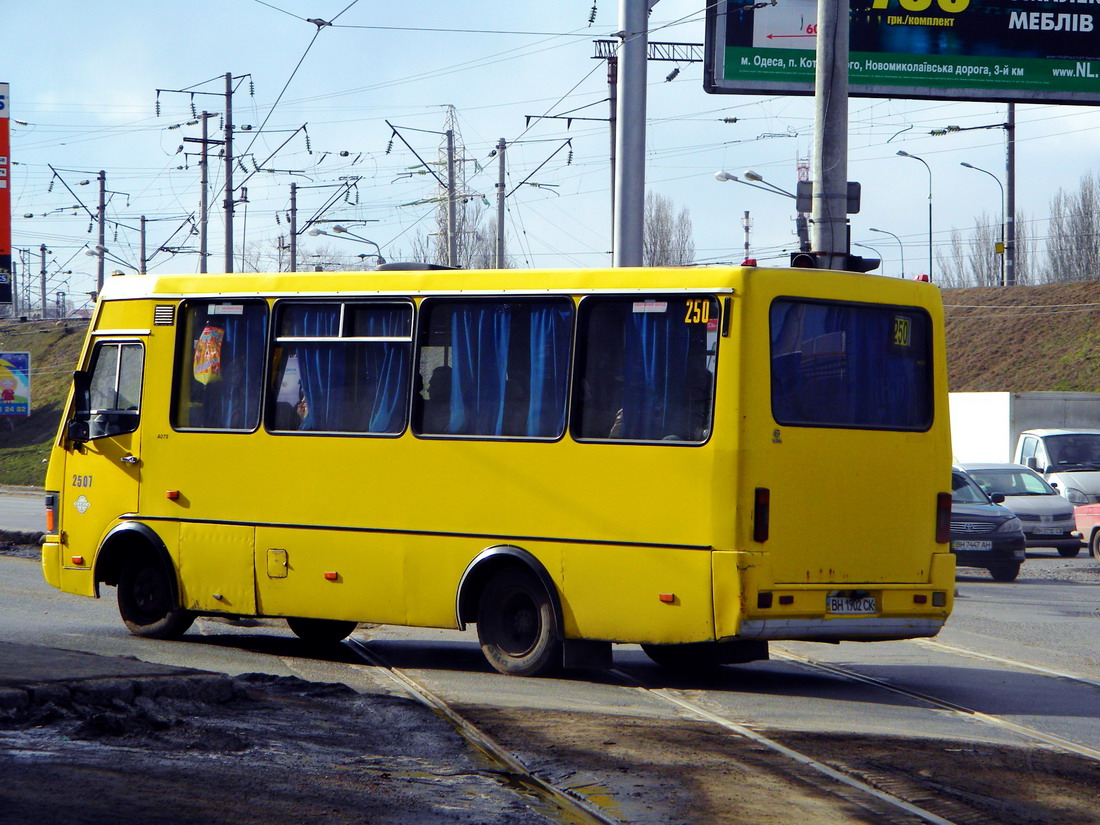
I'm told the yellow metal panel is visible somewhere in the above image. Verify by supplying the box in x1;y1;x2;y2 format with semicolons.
254;527;407;624
560;545;714;644
58;566;96;598
41;541;61;589
712;550;748;639
178;523;256;614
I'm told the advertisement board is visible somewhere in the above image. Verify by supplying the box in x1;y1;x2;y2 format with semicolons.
1;82;11;304
0;352;30;416
705;0;1100;104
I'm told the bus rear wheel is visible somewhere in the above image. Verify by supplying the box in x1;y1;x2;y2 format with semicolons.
476;568;561;677
287;617;358;644
117;554;195;639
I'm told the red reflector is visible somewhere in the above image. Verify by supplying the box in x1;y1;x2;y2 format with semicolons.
778;595;794;606
324;571;339;581
71;556;84;566
166;490;180;500
753;487;770;543
658;593;675;603
936;492;952;543
914;594;928;604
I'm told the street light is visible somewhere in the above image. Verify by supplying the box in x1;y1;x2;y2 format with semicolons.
961;162;1007;287
896;150;933;280
308;226;386;266
869;228;905;278
715;170;810;252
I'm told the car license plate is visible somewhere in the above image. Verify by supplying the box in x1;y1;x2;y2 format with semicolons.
1033;527;1062;535
826;592;877;615
953;540;993;551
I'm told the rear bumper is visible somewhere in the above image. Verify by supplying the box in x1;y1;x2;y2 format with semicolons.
736;616;945;641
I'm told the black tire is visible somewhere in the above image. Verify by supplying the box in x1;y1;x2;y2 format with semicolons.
287;617;358;644
641;640;768;671
476;567;561;677
988;562;1021;582
1057;546;1081;558
1091;530;1100;561
117;554;195;639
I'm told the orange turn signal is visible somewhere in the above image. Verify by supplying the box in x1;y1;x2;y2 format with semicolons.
658;593;675;603
166;490;180;500
323;571;339;581
70;556;84;566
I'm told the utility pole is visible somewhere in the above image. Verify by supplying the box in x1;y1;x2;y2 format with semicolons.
95;170;106;292
224;72;235;273
1005;104;1016;287
613;0;648;267
495;138;506;268
39;244;47;319
140;215;147;273
742;211;751;261
289;182;298;272
810;0;850;270
446;128;457;267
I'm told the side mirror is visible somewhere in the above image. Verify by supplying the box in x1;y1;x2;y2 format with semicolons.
991;492;1006;504
67;419;90;443
1024;456;1039;471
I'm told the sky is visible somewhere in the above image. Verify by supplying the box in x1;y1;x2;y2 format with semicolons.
6;0;1100;313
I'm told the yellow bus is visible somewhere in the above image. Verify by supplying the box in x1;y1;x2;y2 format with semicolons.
42;264;954;676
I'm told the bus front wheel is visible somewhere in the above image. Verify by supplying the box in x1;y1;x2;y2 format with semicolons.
117;554;195;639
476;567;561;677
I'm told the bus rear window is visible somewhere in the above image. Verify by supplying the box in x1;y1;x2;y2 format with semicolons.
769;299;932;430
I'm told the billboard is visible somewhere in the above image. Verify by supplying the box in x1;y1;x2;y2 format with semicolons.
705;0;1100;104
1;82;10;304
0;352;30;416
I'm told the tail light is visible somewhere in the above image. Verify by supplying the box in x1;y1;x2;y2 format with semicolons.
45;492;59;535
936;492;952;543
753;487;770;543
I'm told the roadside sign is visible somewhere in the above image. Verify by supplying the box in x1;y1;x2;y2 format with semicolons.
705;0;1100;104
0;352;30;416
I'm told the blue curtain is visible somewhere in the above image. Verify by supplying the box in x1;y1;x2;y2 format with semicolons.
526;304;571;437
198;305;266;429
620;310;692;440
291;308;344;431
450;304;511;435
360;307;410;433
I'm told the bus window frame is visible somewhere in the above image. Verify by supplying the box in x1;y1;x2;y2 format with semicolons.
570;293;720;447
768;296;935;433
170;298;270;435
266;297;416;438
70;339;146;442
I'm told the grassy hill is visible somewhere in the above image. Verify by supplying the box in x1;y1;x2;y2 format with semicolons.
0;320;86;486
1;279;1097;487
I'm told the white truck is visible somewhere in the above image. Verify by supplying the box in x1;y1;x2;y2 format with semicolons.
949;391;1100;504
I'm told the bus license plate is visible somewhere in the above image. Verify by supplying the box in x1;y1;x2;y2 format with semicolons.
826;593;877;615
953;540;993;551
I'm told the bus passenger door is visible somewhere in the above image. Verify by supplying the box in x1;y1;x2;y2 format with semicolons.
60;340;144;586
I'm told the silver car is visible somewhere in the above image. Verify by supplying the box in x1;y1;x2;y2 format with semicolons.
960;462;1084;558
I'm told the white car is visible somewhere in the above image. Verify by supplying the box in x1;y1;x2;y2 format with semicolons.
960;462;1084;558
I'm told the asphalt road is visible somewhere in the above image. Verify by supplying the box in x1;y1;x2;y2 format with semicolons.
0;489;44;533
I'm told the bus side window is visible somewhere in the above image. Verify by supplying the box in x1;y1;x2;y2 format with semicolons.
76;341;144;440
414;299;572;439
572;296;717;444
172;301;267;431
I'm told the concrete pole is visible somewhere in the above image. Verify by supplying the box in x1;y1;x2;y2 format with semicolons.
199;112;210;273
607;55;618;258
224;72;234;273
613;0;648;268
446;129;457;268
39;244;47;319
96;171;106;292
139;215;147;273
496;138;506;268
289;182;297;272
810;0;850;270
1005;103;1016;287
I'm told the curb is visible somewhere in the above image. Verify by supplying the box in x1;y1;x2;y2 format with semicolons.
0;673;243;719
0;529;43;546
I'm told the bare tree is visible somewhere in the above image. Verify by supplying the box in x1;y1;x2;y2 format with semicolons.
643;192;695;266
1044;171;1100;283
